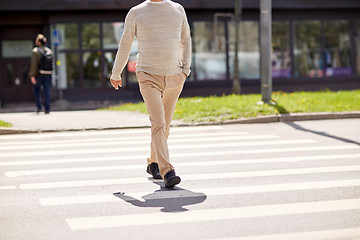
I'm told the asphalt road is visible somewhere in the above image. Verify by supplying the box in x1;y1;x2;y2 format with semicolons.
1;119;360;240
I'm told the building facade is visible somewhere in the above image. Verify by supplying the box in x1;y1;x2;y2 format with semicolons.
0;0;359;105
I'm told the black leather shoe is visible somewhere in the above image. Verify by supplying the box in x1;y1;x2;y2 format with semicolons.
146;163;162;179
164;170;181;188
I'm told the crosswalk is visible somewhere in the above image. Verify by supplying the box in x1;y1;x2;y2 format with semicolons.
1;124;360;240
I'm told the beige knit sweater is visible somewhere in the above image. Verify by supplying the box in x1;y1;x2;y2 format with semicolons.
111;0;191;80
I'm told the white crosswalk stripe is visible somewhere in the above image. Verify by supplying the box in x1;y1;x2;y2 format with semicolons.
0;131;248;148
0;125;226;140
5;153;360;177
39;178;360;206
14;165;360;186
0;139;317;157
0;185;16;190
0;134;278;151
1;124;360;239
65;198;360;230
0;147;357;166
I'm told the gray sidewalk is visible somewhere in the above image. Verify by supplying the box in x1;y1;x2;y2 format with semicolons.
0;110;151;132
0;100;155;134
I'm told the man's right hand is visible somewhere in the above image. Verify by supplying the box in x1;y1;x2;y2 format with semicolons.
31;77;36;85
110;79;122;90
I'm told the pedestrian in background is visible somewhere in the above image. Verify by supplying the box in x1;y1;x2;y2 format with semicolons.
29;34;54;114
110;0;191;188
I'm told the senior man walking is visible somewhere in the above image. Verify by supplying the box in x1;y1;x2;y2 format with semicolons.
110;0;191;188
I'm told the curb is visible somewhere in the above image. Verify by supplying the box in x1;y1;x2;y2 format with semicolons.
1;111;359;135
224;111;360;125
172;111;360;127
0;127;39;135
0;126;152;135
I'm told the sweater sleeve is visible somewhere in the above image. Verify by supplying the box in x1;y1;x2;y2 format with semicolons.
29;48;39;77
110;9;136;80
180;7;192;77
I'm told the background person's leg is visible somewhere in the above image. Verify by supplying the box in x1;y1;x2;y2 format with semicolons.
32;77;42;112
42;75;51;113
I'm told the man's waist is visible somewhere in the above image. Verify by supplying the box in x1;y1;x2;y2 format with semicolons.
136;66;182;76
39;70;52;75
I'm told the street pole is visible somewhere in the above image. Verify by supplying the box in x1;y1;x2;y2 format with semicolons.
260;0;272;104
232;0;241;94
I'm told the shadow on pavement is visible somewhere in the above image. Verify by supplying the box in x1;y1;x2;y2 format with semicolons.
113;179;207;212
284;121;360;146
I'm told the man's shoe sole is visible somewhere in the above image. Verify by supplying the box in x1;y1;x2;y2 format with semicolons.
165;176;181;188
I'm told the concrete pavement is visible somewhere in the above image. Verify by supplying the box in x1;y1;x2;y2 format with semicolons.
1;120;360;239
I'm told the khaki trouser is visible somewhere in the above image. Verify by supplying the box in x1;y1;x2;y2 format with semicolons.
136;71;186;178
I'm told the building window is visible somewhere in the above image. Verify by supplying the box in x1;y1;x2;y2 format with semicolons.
229;21;260;79
355;20;360;75
1;40;33;58
104;52;116;80
272;21;291;78
293;20;322;78
57;52;80;88
193;21;227;81
82;23;100;50
83;52;101;87
323;20;352;76
55;22;120;89
293;20;352;78
57;24;79;50
103;22;123;50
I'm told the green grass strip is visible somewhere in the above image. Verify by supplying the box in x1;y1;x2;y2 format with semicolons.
102;89;360;122
0;120;12;128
